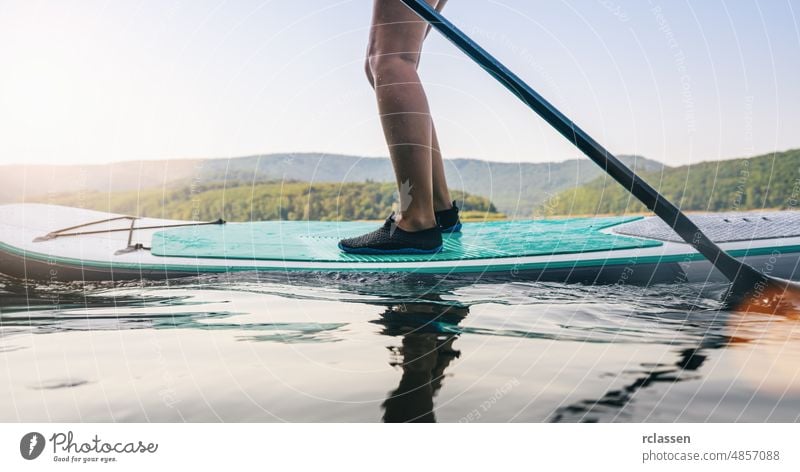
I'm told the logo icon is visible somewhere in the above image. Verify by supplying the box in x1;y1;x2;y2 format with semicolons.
20;432;45;460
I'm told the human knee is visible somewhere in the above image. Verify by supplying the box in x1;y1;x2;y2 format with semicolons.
364;58;375;88
367;52;418;85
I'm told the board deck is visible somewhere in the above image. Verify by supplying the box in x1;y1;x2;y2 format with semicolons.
150;217;660;262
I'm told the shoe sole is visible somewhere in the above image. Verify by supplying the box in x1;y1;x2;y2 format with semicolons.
337;243;443;255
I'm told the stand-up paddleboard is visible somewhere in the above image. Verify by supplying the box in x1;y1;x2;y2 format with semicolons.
1;203;799;284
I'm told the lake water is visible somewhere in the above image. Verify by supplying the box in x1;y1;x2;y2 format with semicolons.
1;272;799;422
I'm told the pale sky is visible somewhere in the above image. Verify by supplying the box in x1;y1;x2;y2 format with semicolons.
0;0;798;166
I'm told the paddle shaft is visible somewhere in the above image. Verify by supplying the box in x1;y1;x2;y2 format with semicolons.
400;0;764;285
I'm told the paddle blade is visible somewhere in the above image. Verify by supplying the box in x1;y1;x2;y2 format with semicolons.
728;277;800;318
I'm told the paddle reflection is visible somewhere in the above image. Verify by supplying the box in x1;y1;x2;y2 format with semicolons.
549;346;722;422
550;304;800;422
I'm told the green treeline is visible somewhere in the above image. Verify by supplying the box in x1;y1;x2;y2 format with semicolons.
42;148;800;220
44;181;502;222
541;149;800;216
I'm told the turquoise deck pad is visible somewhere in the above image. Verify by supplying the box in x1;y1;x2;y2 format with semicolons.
150;216;660;263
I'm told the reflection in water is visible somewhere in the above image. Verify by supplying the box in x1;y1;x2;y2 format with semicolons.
373;299;468;423
3;272;800;421
0;275;346;342
724;310;800;396
550;305;800;421
550;346;720;423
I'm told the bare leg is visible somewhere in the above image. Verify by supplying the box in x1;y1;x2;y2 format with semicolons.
367;0;445;231
430;123;453;211
366;1;452;214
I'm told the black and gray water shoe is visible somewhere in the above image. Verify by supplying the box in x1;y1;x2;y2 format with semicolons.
435;201;462;233
338;214;443;255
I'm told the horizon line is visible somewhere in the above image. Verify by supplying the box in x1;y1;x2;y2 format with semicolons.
1;147;796;169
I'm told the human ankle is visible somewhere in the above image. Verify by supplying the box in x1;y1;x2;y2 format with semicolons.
433;200;453;212
395;213;436;232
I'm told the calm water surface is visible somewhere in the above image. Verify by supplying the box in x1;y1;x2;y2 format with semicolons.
1;272;799;422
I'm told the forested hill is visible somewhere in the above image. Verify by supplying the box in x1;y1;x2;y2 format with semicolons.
43;181;502;222
193;153;662;217
0;152;661;217
10;149;799;218
541;149;800;216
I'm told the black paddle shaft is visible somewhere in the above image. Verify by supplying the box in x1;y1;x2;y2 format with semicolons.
400;0;764;286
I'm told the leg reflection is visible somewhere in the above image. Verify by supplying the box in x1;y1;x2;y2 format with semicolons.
375;300;468;423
